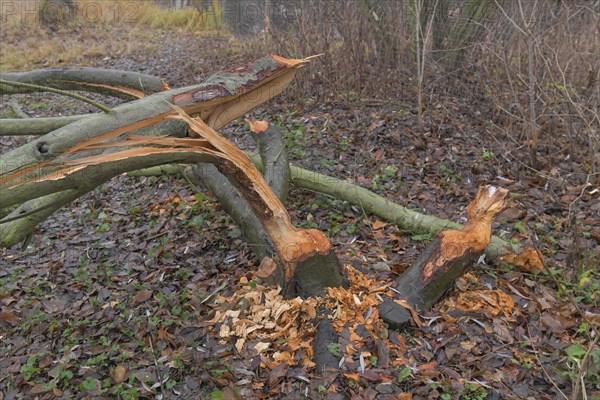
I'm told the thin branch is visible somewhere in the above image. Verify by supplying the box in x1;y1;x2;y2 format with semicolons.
0;79;111;113
0;115;89;136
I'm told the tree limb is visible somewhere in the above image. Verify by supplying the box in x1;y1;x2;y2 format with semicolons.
0;115;90;136
0;67;167;99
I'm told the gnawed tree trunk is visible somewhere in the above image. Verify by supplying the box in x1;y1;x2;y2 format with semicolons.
171;109;345;298
184;119;345;296
378;185;509;329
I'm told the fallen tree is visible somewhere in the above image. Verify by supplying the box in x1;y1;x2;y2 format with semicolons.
0;55;345;299
1;57;543;350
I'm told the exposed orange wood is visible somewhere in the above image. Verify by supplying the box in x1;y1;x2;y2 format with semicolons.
5;147;214;188
64;81;147;99
0;113;170;186
246;119;269;133
2;55;309;188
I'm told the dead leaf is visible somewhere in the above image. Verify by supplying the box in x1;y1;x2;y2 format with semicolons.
267;363;288;386
43;299;66;314
493;319;514;343
394;299;424;327
132;289;153;305
372;219;387;230
39;355;53;369
343;373;361;382
0;312;21;324
110;365;127;383
460;340;477;351
29;383;51;395
417;361;438;371
540;313;567;333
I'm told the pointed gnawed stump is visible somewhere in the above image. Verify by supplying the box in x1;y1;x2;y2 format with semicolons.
379;185;509;329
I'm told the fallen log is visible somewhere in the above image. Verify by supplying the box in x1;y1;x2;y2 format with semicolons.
284;163;543;273
0;115;90;136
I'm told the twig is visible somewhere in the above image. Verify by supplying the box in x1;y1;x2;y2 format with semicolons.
573;335;598;400
200;281;228;304
0;79;111;113
147;334;165;398
146;230;169;241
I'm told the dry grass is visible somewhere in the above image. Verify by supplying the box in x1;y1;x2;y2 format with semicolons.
0;0;223;71
136;0;222;31
0;23;148;71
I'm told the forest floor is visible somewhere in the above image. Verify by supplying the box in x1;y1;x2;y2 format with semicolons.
1;20;599;400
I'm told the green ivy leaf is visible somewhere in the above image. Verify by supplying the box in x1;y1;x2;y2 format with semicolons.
397;366;412;382
566;344;587;360
327;342;342;358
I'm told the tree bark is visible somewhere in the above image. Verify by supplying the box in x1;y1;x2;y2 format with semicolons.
0;115;89;136
248;120;291;204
